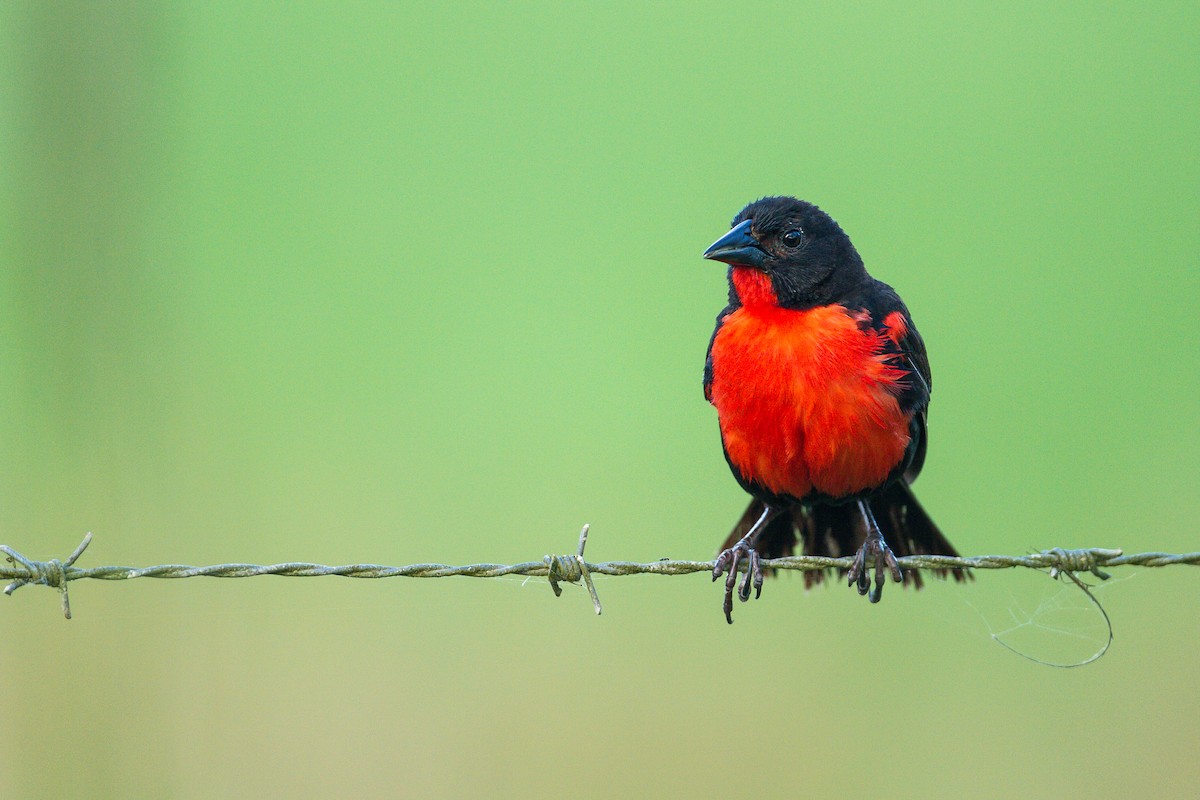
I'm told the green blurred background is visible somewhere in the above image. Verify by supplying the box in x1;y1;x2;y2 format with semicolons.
2;2;1197;797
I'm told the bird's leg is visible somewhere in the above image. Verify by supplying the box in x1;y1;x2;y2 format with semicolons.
847;499;905;603
712;504;781;624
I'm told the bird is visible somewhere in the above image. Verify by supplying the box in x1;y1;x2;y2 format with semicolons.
701;196;965;623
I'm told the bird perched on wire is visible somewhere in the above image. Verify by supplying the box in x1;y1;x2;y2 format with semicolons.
702;196;966;623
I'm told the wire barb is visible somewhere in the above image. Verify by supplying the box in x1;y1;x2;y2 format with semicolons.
1044;547;1116;581
2;531;93;619
544;524;602;615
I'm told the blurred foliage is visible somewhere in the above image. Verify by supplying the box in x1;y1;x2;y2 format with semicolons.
1;2;1197;797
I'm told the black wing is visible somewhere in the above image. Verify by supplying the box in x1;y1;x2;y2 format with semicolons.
848;279;933;483
702;304;736;403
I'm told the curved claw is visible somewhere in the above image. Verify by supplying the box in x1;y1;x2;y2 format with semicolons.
848;523;904;604
849;548;870;594
714;540;764;624
737;549;760;602
713;504;780;623
712;550;731;582
869;557;887;603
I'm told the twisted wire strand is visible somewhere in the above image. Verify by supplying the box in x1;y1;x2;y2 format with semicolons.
2;531;1197;619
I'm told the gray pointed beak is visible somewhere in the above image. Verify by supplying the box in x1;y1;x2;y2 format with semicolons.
703;219;766;269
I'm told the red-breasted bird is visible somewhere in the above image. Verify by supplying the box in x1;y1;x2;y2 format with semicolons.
702;196;965;623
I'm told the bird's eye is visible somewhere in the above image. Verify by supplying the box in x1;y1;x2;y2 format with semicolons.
781;229;804;248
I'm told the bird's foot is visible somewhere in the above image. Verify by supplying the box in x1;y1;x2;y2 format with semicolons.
847;532;904;603
712;539;763;624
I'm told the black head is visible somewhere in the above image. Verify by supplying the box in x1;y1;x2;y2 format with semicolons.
703;196;867;308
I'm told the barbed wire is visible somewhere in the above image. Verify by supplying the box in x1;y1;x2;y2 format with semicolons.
2;527;1197;620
